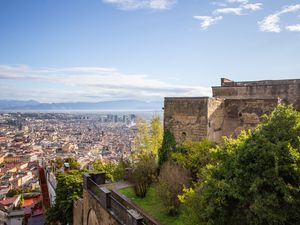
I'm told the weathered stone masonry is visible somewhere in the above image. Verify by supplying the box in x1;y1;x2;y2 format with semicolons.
164;78;300;143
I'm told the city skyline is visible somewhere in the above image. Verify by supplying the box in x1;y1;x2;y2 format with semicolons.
0;0;300;102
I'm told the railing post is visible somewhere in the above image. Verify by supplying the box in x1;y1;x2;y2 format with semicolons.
83;173;91;190
99;187;111;209
127;209;143;225
90;172;106;185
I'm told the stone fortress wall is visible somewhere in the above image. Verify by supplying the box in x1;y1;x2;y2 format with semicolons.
164;78;300;143
164;97;209;142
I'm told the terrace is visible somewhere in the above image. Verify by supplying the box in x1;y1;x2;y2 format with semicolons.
83;173;161;225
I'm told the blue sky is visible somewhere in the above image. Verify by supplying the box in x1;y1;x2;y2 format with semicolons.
0;0;300;102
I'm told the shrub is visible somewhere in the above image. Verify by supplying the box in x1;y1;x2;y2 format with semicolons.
132;154;157;198
65;157;80;170
172;138;216;181
93;160;125;182
158;161;190;216
6;188;33;197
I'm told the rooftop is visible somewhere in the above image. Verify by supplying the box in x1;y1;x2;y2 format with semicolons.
0;197;18;206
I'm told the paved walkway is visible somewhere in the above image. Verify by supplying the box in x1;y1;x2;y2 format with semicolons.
102;180;132;190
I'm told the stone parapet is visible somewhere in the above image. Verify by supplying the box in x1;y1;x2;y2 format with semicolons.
76;173;161;225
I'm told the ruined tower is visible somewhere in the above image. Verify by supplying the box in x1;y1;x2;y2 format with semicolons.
164;78;300;143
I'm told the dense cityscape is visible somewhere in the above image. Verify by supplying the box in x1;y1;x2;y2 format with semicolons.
0;112;141;224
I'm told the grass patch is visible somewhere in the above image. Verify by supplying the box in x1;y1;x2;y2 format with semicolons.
119;184;185;225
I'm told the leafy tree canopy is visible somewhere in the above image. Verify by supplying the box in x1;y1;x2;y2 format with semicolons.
172;138;216;181
133;116;163;159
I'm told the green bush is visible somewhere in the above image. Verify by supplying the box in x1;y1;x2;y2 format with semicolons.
93;160;125;182
65;157;80;170
172;138;216;181
132;154;157;198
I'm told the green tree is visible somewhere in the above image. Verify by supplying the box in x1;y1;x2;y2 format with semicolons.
46;170;84;225
133;116;163;159
65;157;80;170
181;105;300;225
158;130;177;167
150;116;163;156
133;118;151;158
93;160;125;182
132;154;157;198
172;138;216;181
130;117;162;197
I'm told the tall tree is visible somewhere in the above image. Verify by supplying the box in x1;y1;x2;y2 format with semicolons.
133;116;163;158
131;116;162;197
158;130;177;167
133;118;151;158
150;116;163;156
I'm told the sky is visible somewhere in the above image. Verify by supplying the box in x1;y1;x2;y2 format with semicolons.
0;0;300;103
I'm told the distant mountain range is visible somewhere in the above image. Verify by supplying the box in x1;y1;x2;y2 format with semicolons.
0;100;163;111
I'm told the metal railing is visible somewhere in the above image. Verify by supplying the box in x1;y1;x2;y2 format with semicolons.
110;195;129;224
87;178;102;201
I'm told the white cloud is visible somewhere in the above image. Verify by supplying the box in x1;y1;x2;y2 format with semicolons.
214;7;243;15
242;3;262;11
102;0;176;10
280;4;300;14
193;16;223;30
286;24;300;32
258;14;281;33
225;1;263;12
227;0;248;4
259;4;300;33
195;1;262;30
211;2;227;7
0;65;211;102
